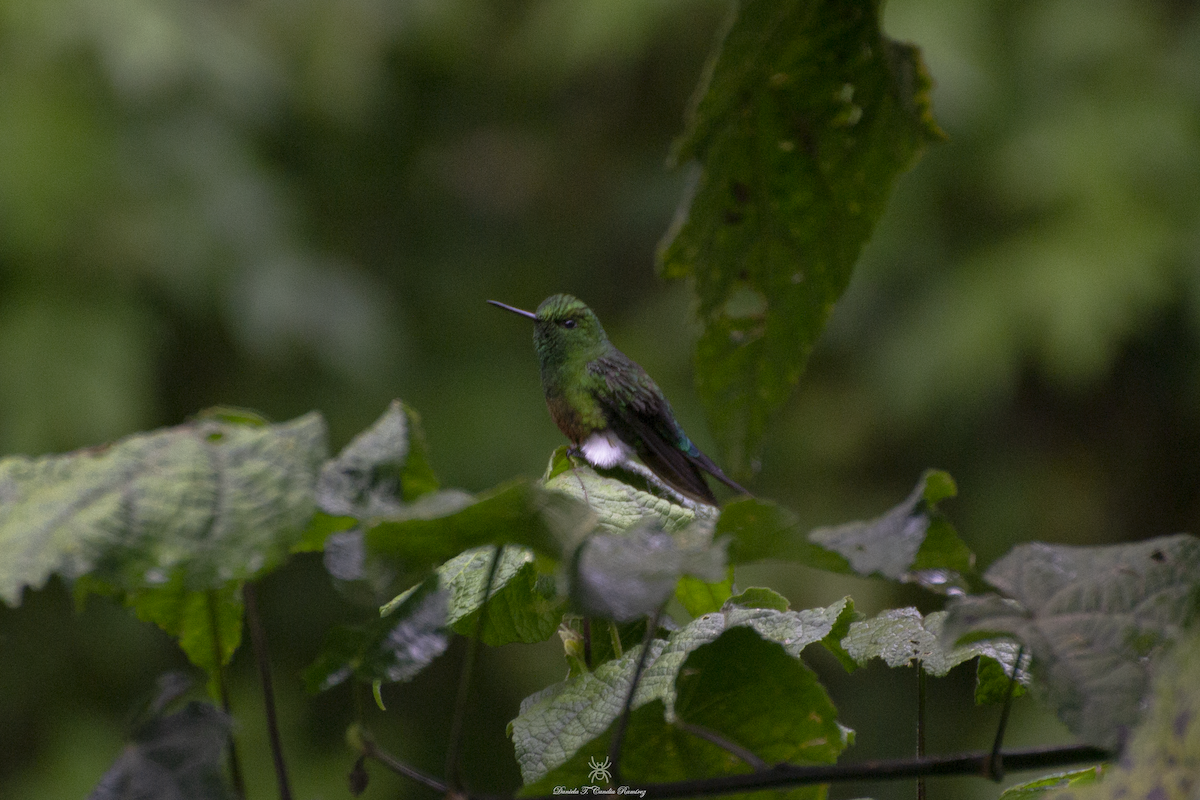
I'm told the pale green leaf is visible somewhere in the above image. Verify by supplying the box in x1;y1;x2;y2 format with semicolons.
0;411;326;606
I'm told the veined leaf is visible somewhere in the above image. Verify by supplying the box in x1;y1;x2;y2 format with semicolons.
433;546;563;646
0;410;326;605
1039;626;1200;799
842;607;1028;703
659;0;942;473
316;400;438;519
364;478;590;571
510;595;855;784
944;533;1200;749
543;446;718;535
522;628;848;797
570;522;728;622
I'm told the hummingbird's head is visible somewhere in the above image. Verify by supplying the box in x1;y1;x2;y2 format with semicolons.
486;294;609;366
531;294;608;356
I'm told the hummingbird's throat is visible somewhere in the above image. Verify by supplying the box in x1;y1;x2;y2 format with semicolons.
580;430;634;469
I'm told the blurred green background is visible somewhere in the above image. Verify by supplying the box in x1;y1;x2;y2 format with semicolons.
1;0;1198;797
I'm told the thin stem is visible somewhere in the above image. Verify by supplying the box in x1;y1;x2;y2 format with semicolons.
607;609;662;784
243;582;293;800
207;590;245;799
355;727;449;794
445;545;504;790
917;664;926;800
609;620;624;659
583;617;593;670
986;645;1025;781
674;720;769;771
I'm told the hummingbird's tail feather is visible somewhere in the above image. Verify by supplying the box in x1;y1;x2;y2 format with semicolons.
608;411;719;505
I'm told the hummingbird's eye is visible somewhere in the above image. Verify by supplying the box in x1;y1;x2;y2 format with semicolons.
562;318;577;329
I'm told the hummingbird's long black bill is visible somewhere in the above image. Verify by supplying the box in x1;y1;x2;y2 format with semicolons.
487;300;538;320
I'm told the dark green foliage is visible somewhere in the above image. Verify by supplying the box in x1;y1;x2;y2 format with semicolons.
88;698;236;800
659;0;943;474
304;576;450;693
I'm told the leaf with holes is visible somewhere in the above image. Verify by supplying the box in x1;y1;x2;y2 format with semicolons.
659;0;943;473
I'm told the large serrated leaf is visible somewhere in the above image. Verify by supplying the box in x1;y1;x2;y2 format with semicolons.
0;410;326;605
510;595;855;783
522;627;847;797
316;400;438;519
542;447;717;535
944;533;1200;749
1039;626;1200;800
841;607;1028;703
658;0;942;473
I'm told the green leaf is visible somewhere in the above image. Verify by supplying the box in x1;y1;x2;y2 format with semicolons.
999;767;1104;799
88;700;236;800
542;447;718;535
435;546;564;646
1040;626;1200;800
809;469;973;591
841;608;1028;700
675;569;735;617
523;628;848;797
570;523;728;622
944;533;1200;749
726;586;790;612
0;410;327;606
303;576;449;692
719;471;974;593
718;496;852;571
364;478;589;571
316;400;438;519
123;580;244;701
510;596;854;784
658;0;942;473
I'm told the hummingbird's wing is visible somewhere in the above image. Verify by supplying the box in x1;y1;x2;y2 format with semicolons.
589;353;747;504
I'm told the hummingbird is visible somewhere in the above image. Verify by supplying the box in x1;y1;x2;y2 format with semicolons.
488;294;748;505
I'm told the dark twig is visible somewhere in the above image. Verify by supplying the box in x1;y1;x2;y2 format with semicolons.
353;725;449;793
445;545;504;790
608;608;663;783
986;645;1025;781
207;590;245;799
244;582;293;800
565;744;1113;800
360;729;1109;800
916;664;926;800
674;720;769;771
